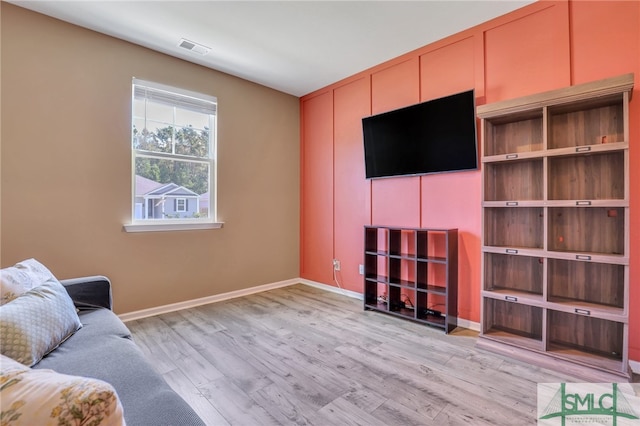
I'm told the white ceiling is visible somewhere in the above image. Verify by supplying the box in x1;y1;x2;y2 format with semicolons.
9;1;535;97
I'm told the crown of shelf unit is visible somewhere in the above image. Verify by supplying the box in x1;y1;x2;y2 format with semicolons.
478;73;633;379
363;226;458;334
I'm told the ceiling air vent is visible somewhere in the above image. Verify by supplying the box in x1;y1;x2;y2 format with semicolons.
178;38;210;55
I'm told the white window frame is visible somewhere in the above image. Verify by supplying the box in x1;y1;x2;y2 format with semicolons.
124;78;223;233
175;198;187;212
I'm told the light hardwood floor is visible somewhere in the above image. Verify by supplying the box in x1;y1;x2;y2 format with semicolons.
126;284;623;425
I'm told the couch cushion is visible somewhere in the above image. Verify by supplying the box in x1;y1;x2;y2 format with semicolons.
0;354;125;426
36;308;205;426
0;278;82;367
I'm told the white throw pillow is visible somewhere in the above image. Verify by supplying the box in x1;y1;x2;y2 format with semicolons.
0;278;82;366
0;355;125;426
0;258;57;305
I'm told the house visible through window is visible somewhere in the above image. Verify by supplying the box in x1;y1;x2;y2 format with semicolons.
131;79;217;225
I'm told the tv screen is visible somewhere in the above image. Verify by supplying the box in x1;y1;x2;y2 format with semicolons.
362;90;478;179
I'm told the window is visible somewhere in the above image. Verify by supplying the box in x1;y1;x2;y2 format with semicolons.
126;79;221;232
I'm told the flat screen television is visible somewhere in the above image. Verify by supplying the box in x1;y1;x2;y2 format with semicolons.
362;90;478;179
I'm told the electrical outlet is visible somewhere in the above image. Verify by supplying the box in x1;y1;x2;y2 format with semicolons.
332;259;341;271
358;264;364;275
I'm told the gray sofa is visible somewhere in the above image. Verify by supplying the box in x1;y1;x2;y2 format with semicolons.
34;276;205;426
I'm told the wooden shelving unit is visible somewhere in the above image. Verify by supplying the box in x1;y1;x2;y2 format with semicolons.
478;73;633;379
363;226;458;333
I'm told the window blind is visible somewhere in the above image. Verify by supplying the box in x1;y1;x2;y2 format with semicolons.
133;78;217;115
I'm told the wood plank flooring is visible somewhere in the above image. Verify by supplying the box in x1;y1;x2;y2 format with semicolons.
125;284;613;425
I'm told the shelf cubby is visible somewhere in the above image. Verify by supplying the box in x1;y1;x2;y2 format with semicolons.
364;281;388;309
484;252;543;295
548;207;625;255
483;111;543;157
416;291;446;326
547;259;625;309
387;285;403;312
388;258;415;287
388;228;416;257
416;230;449;261
484;207;544;249
416;230;429;259
364;227;378;253
548;151;625;201
484;159;543;201
416;261;447;293
547;310;624;362
364;253;378;280
484;298;543;342
548;97;624;149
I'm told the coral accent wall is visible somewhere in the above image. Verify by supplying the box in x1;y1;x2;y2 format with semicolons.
420;37;480;323
301;92;334;285
333;78;371;292
300;0;640;361
484;2;571;102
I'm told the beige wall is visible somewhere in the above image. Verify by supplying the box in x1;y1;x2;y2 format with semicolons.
0;3;300;314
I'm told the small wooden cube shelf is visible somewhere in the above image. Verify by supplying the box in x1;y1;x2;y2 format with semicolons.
364;226;458;333
478;73;633;379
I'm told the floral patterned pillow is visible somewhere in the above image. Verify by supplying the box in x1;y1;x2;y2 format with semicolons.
0;259;58;305
0;355;125;425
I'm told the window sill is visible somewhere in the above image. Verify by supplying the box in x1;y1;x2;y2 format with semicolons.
123;222;224;233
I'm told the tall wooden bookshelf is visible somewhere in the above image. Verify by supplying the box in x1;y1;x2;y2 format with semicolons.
477;74;633;379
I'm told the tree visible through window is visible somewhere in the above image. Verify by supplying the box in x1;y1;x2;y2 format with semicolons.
132;79;216;223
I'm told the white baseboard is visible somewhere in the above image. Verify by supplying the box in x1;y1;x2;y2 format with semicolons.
119;278;299;322
118;277;491;335
298;278;364;300
455;317;480;332
630;360;640;375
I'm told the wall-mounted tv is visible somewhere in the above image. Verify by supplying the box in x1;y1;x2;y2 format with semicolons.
362;90;478;179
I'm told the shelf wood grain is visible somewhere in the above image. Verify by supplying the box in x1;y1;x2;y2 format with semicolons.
479;73;633;379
